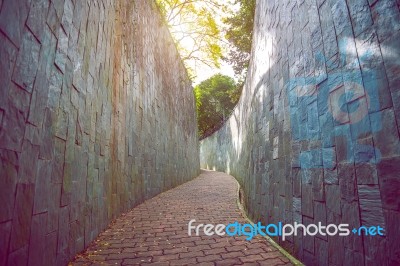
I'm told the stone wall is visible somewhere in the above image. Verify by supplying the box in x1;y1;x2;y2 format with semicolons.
0;0;200;265
200;0;400;264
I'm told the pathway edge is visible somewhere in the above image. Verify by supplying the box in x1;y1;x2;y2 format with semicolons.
234;178;304;266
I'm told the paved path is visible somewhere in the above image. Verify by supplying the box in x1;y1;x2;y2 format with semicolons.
70;170;293;265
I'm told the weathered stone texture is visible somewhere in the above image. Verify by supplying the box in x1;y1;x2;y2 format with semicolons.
0;0;199;264
200;0;400;264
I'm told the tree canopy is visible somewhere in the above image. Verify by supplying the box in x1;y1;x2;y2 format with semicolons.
156;0;256;139
194;74;241;139
156;0;256;80
156;0;226;72
223;0;256;78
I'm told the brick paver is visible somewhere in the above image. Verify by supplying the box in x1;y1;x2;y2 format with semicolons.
70;170;293;265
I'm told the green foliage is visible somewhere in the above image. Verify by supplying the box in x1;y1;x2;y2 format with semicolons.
223;0;256;77
195;74;242;139
156;0;225;70
155;1;255;139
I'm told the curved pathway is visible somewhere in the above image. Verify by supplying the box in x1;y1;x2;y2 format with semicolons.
70;170;293;265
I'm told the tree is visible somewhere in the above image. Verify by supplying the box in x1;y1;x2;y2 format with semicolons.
223;0;256;78
156;0;226;71
194;74;241;139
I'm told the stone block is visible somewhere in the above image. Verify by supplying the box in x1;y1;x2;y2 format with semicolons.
39;109;56;160
8;83;31;119
307;100;320;138
322;147;336;169
363;65;392;113
328;233;344;266
349;97;371;141
371;0;400;42
0;1;30;47
57;205;70;250
28;30;57;127
52;137;66;184
272;136;279;159
18;140;40;184
311;168;324;201
315;237;328;266
24;124;41;147
326;53;341;73
0;221;12;265
324;167;338;185
314;201;327;225
12;29;41;92
331;0;353;36
377;157;400;211
26;0;50;42
293;197;301;214
370;108;400;158
319;113;334;148
9;184;35;252
355;163;378;185
0;94;28;152
354;137;377;163
55;109;69;140
47;67;63;111
381;31;400;113
292;167;301;197
344;249;364;266
358;185;385;227
47;183;61;234
47;2;62;36
44;231;57;266
33;160;52;214
329;86;349;125
347;0;373;37
382;31;400;80
8;245;28;266
341;201;363;252
0;149;18;222
383;210;400;264
302;216;315;253
363;235;387;266
28;213;47;266
55;28;68;74
301;184;314;218
0;33;17;110
338;163;357;202
61;0;73;36
334;125;354;163
356;27;382;68
326;184;341;215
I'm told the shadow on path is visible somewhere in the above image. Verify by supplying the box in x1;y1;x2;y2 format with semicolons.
70;170;293;265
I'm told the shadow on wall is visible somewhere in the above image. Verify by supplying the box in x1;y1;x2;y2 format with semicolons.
200;0;400;264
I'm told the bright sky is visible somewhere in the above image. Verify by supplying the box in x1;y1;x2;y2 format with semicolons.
166;0;239;86
191;59;236;86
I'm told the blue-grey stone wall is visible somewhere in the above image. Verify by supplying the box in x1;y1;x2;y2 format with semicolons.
0;0;200;265
200;0;400;264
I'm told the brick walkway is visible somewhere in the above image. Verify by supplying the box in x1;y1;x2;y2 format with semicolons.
70;170;293;265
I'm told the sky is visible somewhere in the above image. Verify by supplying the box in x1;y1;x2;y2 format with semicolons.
165;0;239;86
191;58;236;86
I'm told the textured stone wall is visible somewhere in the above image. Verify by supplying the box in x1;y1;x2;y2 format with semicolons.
0;0;200;265
201;0;400;264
